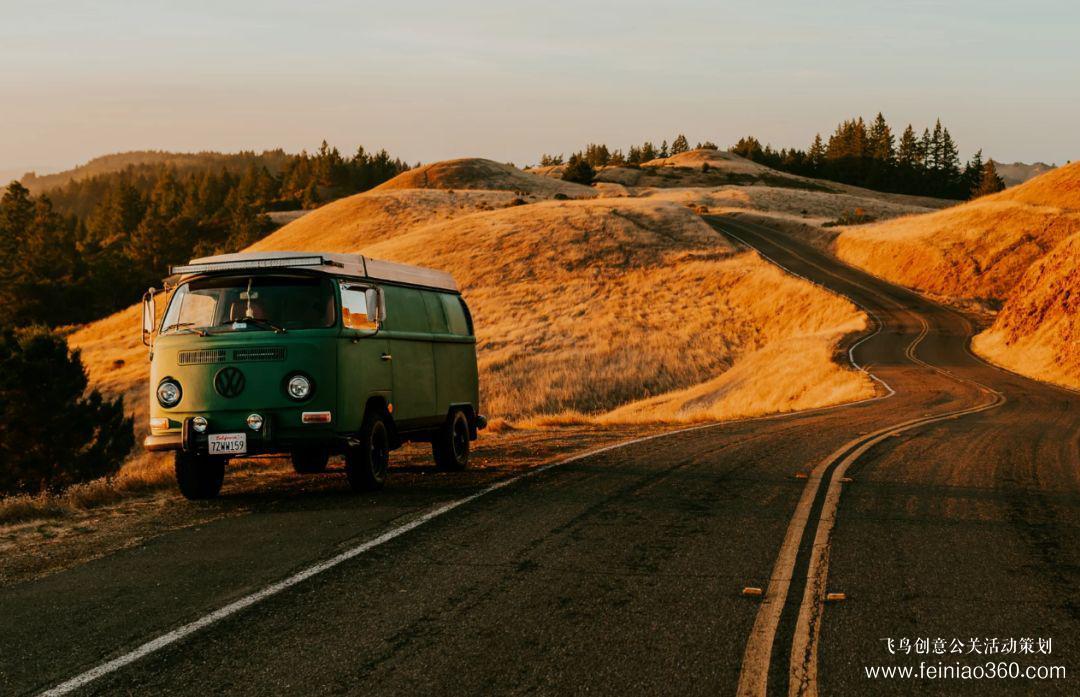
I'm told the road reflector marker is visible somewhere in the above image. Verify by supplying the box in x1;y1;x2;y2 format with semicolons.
742;586;764;598
825;592;846;603
839;477;853;483
794;472;809;479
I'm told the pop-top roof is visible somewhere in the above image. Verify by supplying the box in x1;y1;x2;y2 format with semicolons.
170;251;458;292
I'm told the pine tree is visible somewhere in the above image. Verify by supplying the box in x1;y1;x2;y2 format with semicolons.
561;153;596;184
671;134;690;155
807;134;826;174
868;113;895;163
972;159;1006;198
963;149;985;197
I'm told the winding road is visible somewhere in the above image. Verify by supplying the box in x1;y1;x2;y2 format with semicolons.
2;216;1077;696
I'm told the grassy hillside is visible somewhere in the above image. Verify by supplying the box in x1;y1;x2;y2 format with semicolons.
835;160;1080;305
831;161;1080;389
70;158;877;441
972;232;1080;390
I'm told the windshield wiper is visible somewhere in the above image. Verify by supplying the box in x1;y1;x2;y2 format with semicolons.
241;316;288;334
162;322;207;336
207;316;287;334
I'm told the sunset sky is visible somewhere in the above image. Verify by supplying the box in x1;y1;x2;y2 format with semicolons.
3;0;1077;177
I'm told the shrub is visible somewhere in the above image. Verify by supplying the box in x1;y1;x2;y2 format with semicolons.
822;207;876;227
561;155;596;185
702;162;711;173
0;326;134;495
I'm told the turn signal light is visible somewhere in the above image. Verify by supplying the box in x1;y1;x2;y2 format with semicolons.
301;411;332;424
149;417;169;431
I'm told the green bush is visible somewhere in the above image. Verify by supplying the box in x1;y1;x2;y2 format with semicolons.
0;326;133;495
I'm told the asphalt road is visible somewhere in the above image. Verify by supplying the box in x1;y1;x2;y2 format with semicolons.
2;215;1077;696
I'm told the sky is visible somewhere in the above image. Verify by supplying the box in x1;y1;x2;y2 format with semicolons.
2;0;1078;177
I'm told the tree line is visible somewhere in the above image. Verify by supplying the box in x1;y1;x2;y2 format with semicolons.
541;117;1005;200
540;133;717;169
0;142;409;328
731;114;1005;199
0;141;408;495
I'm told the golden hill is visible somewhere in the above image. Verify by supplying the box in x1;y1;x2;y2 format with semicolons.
250;189;521;252
356;198;873;420
972;232;1080;390
375;158;594;198
835;160;1080;304
70;183;874;437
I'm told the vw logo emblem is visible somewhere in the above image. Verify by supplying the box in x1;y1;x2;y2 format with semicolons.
214;366;245;398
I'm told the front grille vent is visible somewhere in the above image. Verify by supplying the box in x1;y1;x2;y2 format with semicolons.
178;349;226;365
232;346;287;362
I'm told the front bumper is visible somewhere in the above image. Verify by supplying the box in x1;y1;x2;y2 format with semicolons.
144;414;335;456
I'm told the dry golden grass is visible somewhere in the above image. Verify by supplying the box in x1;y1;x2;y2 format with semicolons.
71;192;872;427
994;162;1080;209
972;232;1080;390
249;189;522;252
0;451;172;525
377;158;595;198
640;185;937;227
836;199;1080;303
358;197;873;421
837;161;1080;304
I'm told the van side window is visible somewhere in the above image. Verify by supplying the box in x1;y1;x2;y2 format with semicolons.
422;291;449;334
440;293;471;336
339;283;377;330
381;285;428;333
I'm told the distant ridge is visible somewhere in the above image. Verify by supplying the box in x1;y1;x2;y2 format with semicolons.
19;149;293;194
994;161;1056;188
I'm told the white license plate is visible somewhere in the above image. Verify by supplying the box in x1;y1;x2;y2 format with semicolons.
208;432;247;455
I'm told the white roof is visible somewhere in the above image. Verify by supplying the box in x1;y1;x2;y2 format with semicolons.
172;251;458;292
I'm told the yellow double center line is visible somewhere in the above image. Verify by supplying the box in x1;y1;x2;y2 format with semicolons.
712;217;1005;697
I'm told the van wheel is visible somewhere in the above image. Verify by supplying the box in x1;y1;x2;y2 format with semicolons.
175;452;225;500
346;410;390;491
433;410;470;471
291;449;329;474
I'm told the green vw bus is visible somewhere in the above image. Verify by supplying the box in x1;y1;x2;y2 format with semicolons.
141;251;485;499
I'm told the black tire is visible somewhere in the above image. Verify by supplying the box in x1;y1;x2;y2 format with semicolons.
433;410;470;471
174;452;225;500
291;449;329;474
346;409;391;491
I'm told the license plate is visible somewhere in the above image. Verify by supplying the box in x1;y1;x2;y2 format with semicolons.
208;432;247;455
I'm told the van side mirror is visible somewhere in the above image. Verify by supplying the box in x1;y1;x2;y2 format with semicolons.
141;288;157;347
364;287;383;325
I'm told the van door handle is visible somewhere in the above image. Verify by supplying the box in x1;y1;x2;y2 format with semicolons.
380;353;392;361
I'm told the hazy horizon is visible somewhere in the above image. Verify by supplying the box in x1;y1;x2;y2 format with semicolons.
4;0;1078;176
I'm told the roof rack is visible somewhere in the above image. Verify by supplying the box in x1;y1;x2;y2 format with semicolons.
169;251;458;292
169;255;335;275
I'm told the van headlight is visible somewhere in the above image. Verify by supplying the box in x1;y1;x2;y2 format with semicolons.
157;379;182;407
286;374;313;401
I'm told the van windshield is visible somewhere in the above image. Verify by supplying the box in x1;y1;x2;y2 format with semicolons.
160;275;336;335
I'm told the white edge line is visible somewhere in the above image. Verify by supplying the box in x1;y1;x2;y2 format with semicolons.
39;423;720;697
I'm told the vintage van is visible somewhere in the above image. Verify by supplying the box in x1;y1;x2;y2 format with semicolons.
141;251;485;500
